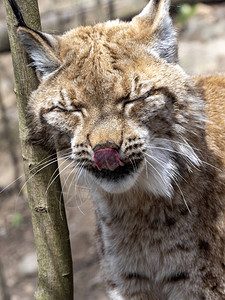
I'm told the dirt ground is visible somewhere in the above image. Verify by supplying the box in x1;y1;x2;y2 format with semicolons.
0;3;225;300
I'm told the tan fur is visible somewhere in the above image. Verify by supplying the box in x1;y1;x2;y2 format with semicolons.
195;75;225;165
15;0;225;299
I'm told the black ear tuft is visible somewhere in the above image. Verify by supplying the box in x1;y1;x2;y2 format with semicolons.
8;0;61;79
8;0;28;28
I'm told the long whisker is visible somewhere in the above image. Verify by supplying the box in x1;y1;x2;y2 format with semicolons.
44;156;73;196
28;148;71;174
129;158;136;173
13;154;72;217
65;161;92;209
146;145;222;172
144;152;191;214
58;162;79;219
67;163;81;199
199;160;222;172
46;159;74;223
0;174;25;194
44;159;75;220
144;157;149;180
144;152;186;183
83;165;92;195
60;161;83;211
153;138;203;152
145;160;168;186
0;149;71;195
45;159;74;198
60;163;76;196
15;156;66;199
74;161;87;214
174;181;192;215
132;157;138;173
146;145;200;170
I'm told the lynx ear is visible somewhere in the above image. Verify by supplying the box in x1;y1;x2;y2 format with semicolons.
17;27;61;78
8;0;61;78
133;0;177;63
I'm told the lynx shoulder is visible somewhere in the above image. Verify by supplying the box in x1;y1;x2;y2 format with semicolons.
8;0;225;299
195;75;225;165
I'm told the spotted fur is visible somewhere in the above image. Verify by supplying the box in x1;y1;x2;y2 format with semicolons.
9;0;225;298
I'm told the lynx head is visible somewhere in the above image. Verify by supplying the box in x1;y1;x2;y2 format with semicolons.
14;0;205;197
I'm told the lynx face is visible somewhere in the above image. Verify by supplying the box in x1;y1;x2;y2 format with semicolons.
19;0;204;196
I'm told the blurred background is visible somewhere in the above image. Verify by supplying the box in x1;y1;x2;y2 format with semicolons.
0;0;225;299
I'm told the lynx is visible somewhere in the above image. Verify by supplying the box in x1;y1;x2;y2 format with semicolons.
8;0;225;299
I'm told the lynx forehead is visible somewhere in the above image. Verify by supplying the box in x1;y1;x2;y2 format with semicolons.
17;0;204;196
9;0;225;298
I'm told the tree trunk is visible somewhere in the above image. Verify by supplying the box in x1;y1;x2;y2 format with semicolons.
3;0;73;299
0;64;20;192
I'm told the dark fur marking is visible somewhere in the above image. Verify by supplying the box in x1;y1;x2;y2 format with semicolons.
176;243;190;252
106;280;117;289
38;108;73;142
179;205;189;216
151;87;177;105
211;283;218;291
125;272;149;281
198;240;211;252
124;143;143;154
199;266;206;272
167;272;189;282
150;219;159;230
202;271;218;291
39;108;50;124
165;216;176;227
76;150;91;157
95;223;105;257
35;31;53;48
93;141;119;152
199;293;206;300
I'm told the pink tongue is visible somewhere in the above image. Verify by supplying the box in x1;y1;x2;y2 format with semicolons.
94;149;124;171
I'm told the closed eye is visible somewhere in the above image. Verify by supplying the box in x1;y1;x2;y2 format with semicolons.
123;91;152;107
49;106;82;113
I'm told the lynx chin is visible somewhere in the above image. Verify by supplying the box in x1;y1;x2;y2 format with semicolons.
9;0;225;299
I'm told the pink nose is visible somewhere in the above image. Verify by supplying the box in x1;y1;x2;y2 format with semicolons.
94;149;124;171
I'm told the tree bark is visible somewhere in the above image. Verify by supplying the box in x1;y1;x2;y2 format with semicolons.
3;0;73;299
0;64;20;192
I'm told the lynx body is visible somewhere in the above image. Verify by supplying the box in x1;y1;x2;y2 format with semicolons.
8;0;225;299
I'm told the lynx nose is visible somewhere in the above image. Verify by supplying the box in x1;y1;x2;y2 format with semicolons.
93;143;124;171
